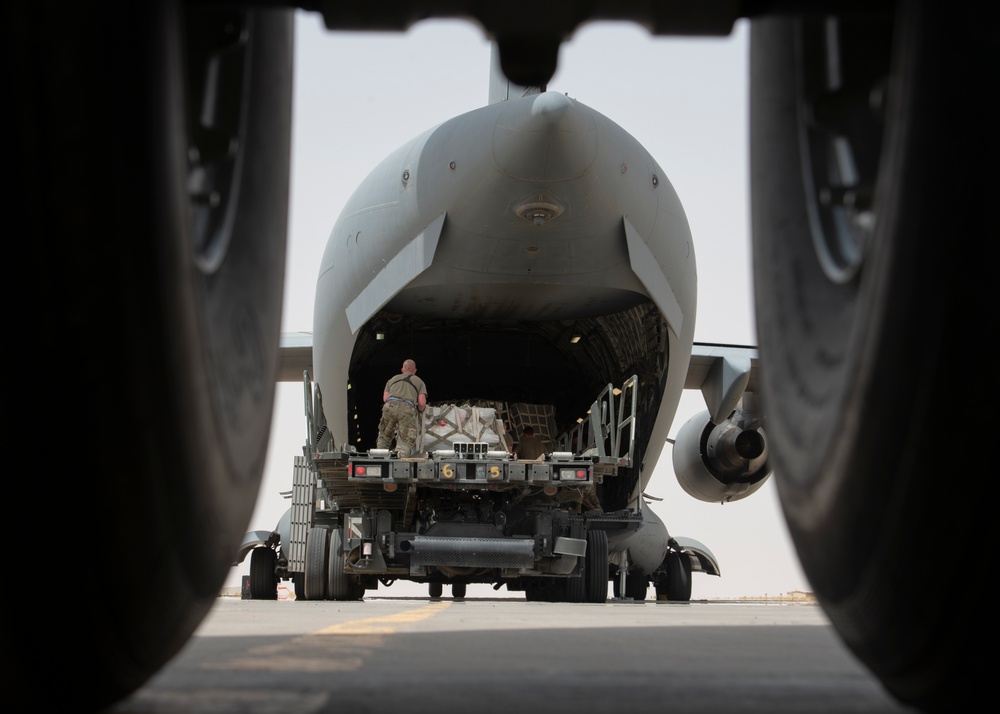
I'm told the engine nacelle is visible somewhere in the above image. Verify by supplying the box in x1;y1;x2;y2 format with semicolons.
672;409;771;503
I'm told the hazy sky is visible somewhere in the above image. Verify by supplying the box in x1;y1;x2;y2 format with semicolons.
228;11;811;599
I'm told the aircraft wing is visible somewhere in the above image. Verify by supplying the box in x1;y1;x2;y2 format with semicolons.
276;331;315;382
684;342;759;424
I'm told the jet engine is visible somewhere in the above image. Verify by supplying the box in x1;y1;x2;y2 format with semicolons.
672;409;771;503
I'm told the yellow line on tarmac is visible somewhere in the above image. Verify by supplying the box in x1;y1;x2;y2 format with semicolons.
316;601;453;635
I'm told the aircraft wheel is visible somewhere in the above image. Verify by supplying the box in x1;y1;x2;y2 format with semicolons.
524;578;560;602
327;529;353;601
8;3;293;708
750;6;987;709
585;529;608;603
543;578;565;602
429;582;444;599
565;574;585;603
452;582;467;599
304;527;330;601
625;574;648;602
249;548;278;600
612;572;647;601
656;553;691;602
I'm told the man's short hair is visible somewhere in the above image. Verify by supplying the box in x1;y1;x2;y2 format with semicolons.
523;426;534;435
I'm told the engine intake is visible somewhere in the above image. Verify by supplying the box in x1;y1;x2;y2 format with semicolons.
672;409;771;503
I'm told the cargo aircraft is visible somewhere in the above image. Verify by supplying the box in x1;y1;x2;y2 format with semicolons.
235;42;773;606
15;2;985;713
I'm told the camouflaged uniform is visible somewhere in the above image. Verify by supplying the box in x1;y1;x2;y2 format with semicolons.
376;372;427;457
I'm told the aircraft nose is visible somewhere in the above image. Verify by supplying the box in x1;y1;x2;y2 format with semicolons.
492;91;597;181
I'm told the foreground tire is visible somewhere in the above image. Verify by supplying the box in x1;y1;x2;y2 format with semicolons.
750;5;988;709
249;548;278;600
7;3;293;708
